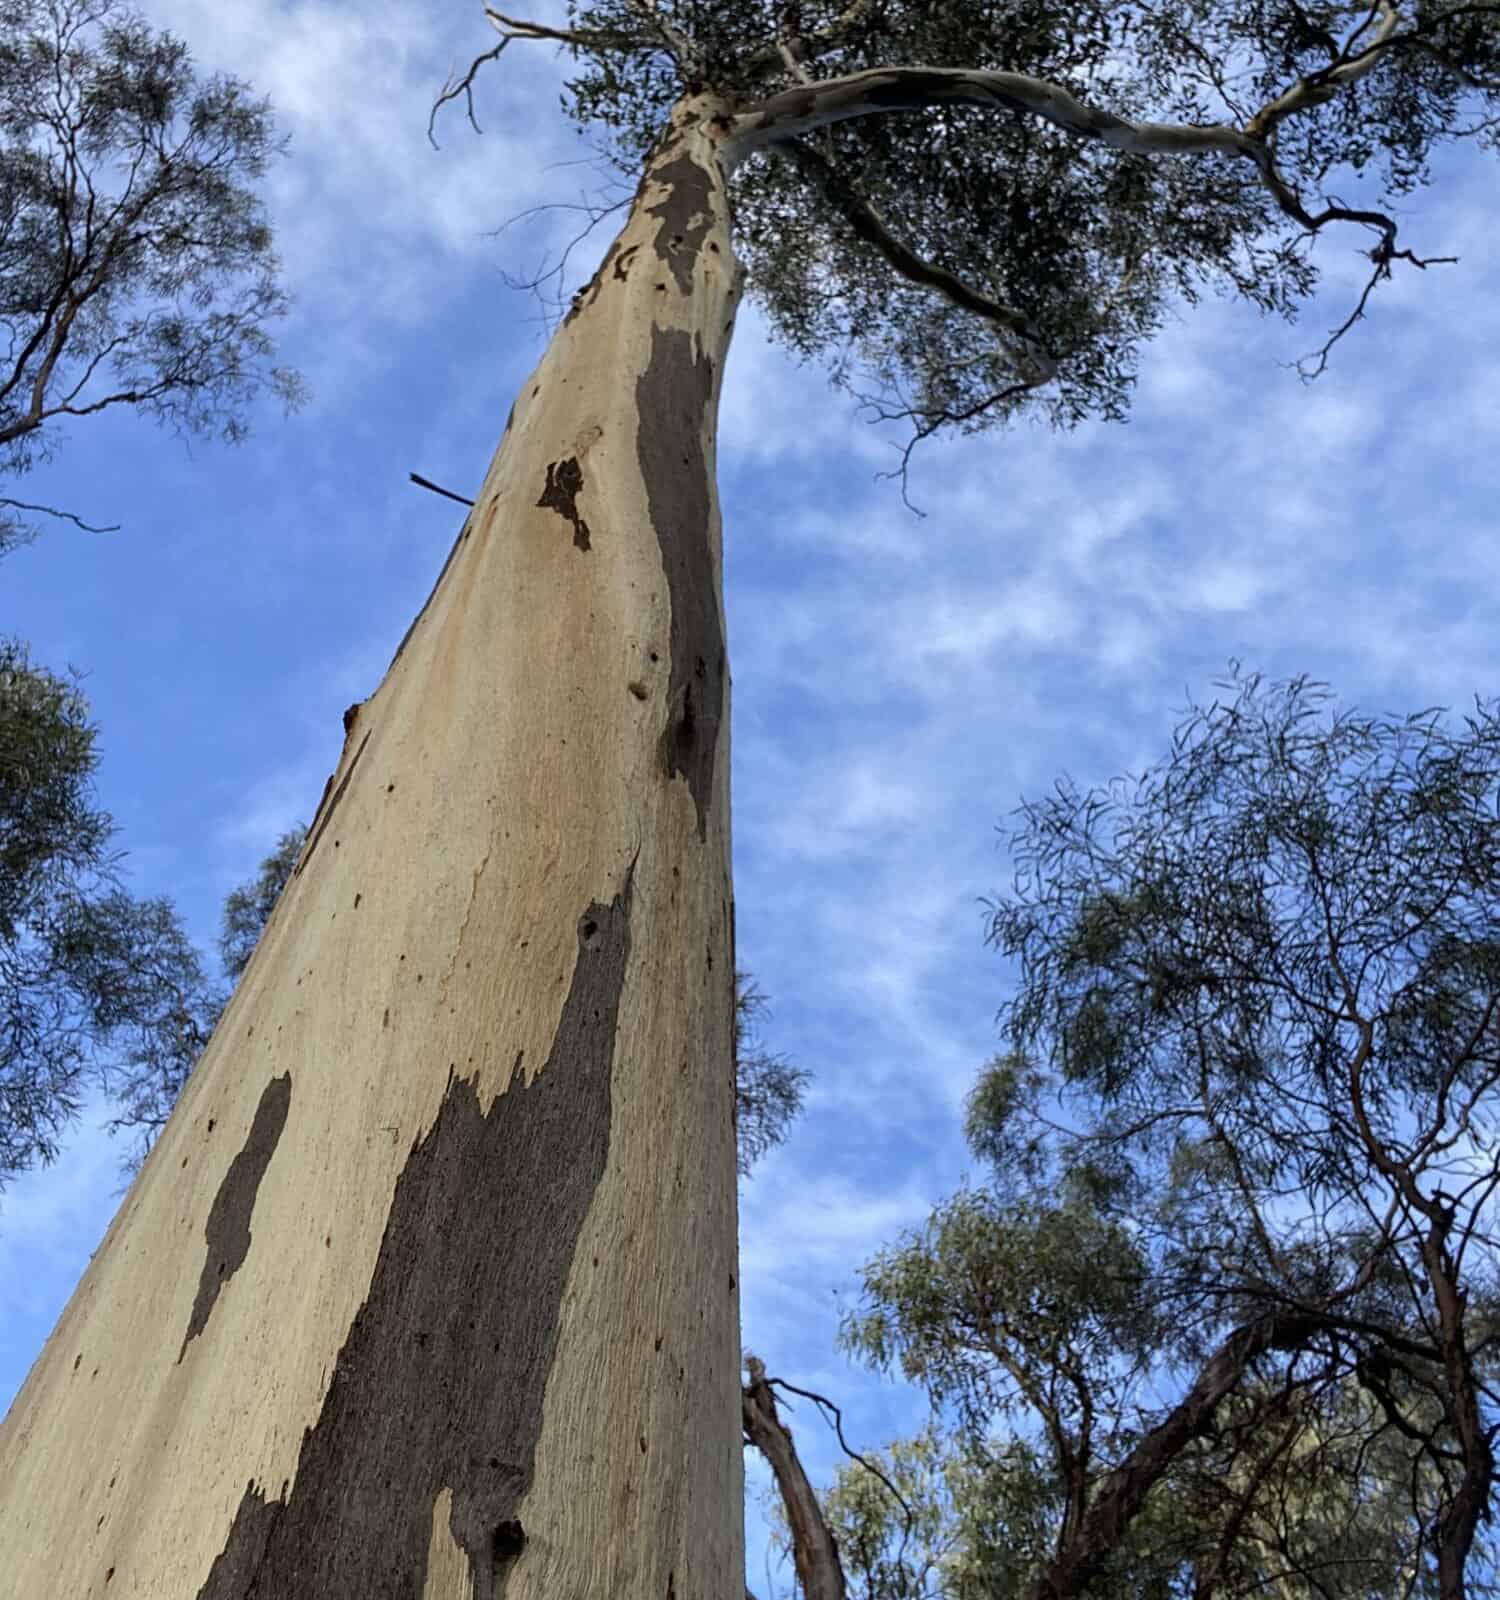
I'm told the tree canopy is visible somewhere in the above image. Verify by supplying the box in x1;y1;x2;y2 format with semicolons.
444;0;1498;495
0;0;304;552
820;665;1500;1600
0;637;225;1189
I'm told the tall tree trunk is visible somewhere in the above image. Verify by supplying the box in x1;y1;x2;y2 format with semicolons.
0;92;746;1600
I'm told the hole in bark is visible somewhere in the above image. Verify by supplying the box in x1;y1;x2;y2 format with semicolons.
492;1520;526;1578
579;917;600;948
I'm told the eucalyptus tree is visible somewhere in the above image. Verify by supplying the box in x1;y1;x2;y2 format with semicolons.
830;665;1499;1599
2;2;1497;1595
0;0;303;555
0;636;219;1192
793;1380;1447;1600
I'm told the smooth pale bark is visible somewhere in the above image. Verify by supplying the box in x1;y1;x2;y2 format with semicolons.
0;92;747;1599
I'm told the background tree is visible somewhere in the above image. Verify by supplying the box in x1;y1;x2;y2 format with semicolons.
217;823;307;984
6;0;1500;1590
0;0;304;554
735;970;811;1177
0;636;214;1187
825;665;1499;1600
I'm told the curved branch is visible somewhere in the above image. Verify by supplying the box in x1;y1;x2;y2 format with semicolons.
430;8;658;146
1244;0;1402;136
723;0;1404;248
724;21;1463;378
0;496;119;534
778;136;1057;387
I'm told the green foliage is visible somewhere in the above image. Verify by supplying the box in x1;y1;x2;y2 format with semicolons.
0;637;217;1184
63;886;221;1176
984;662;1500;1309
219;824;305;982
539;0;1498;454
842;1190;1156;1428
795;1423;1060;1600
734;969;811;1177
0;637;111;1173
0;0;304;551
824;664;1500;1599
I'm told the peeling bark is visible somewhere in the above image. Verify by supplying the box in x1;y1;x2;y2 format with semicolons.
0;92;747;1600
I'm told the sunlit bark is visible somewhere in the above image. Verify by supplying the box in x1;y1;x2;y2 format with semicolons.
0;92;746;1600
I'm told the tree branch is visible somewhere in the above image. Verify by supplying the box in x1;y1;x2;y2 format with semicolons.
430;9;658;146
1029;1307;1328;1600
0;496;119;533
622;0;702;79
742;1355;848;1600
409;471;474;507
777;136;1057;388
740;0;882;83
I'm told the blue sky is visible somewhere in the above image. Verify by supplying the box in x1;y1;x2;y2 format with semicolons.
2;0;1498;1591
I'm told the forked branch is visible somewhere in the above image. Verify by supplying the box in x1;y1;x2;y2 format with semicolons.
430;7;659;144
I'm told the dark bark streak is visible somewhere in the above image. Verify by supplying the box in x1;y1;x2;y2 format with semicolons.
196;865;635;1599
637;324;723;840
644;153;718;296
295;730;372;880
179;1075;292;1362
562;152;664;329
535;457;592;550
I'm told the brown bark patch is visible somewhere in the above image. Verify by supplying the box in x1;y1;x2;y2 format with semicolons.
644;154;717;296
195;866;635;1600
637;326;724;840
535;457;592;551
179;1074;291;1362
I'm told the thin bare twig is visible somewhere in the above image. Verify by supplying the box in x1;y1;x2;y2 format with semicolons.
0;495;119;533
409;472;473;507
429;37;509;146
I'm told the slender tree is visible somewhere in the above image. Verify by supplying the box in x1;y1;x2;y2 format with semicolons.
2;2;1498;1594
